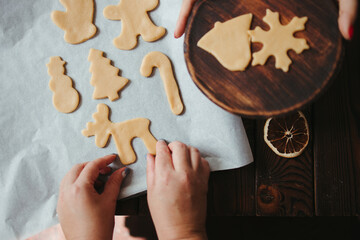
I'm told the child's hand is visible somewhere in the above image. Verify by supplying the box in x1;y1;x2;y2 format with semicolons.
57;154;127;240
175;0;358;40
147;140;210;240
338;0;358;40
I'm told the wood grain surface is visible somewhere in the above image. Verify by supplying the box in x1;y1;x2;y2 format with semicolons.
314;37;360;216
184;0;343;117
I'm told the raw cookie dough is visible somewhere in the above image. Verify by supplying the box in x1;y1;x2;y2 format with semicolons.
140;51;184;115
51;0;97;44
88;48;129;101
47;56;80;113
248;9;309;72
82;104;157;165
103;0;166;50
197;13;253;71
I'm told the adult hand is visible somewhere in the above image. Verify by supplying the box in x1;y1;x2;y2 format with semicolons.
57;154;127;240
147;141;210;240
174;0;198;38
338;0;358;40
175;0;358;40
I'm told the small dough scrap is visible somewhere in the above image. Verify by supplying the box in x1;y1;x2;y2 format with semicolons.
140;51;184;115
82;104;157;165
248;9;309;72
103;0;166;50
88;48;129;101
197;13;253;71
51;0;97;44
47;57;80;113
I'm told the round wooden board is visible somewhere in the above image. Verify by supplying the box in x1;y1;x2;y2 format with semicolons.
184;0;343;118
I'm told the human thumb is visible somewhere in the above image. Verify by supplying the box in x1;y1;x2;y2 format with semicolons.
104;167;129;200
338;0;358;40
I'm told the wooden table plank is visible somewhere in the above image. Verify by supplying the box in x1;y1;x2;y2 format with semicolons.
313;67;357;216
255;109;314;216
313;29;360;215
236;163;256;216
346;26;360;216
235;118;256;216
212;169;238;215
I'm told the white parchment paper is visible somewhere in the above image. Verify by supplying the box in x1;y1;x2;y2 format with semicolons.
0;0;253;239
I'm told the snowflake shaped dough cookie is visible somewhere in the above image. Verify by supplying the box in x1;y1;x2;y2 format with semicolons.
248;9;309;72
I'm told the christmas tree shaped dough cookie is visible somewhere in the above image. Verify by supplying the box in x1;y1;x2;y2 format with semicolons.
51;0;97;44
197;13;253;71
140;51;184;115
88;49;129;101
248;9;309;72
82;104;157;165
47;56;80;113
103;0;166;50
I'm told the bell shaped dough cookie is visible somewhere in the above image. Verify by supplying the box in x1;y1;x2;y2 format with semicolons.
197;13;253;71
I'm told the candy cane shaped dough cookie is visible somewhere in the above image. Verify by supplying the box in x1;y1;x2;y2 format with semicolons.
140;51;184;115
47;56;80;113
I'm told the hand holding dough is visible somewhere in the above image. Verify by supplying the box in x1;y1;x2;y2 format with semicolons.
47;57;80;113
51;0;97;44
82;104;157;165
140;51;184;115
88;48;129;101
103;0;166;50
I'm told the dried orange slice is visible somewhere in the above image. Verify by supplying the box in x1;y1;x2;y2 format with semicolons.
264;111;309;158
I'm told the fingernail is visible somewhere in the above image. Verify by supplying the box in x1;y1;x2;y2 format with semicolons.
349;25;354;40
158;139;167;143
122;167;130;178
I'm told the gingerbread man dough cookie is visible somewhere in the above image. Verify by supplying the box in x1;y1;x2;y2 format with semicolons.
140;51;184;115
103;0;166;50
88;48;129;101
82;104;157;165
47;56;80;113
198;13;253;71
52;0;97;44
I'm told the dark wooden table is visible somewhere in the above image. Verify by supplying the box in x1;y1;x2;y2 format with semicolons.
116;19;360;217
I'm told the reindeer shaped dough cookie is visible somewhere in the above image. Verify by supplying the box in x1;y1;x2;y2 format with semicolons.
82;104;157;165
103;0;166;50
52;0;97;44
